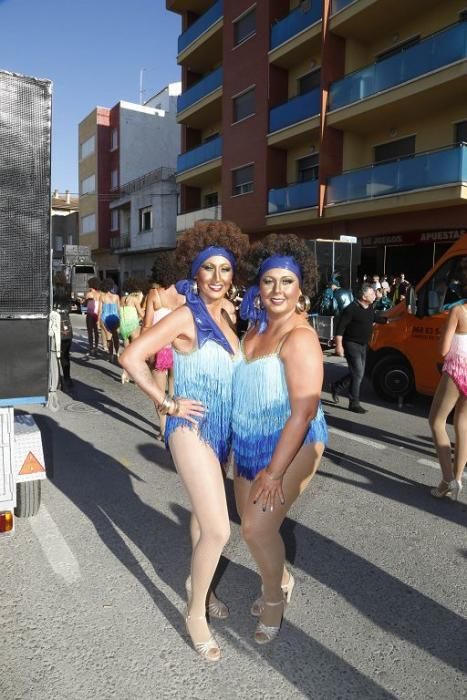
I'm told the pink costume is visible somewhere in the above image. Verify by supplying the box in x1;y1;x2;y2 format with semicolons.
442;306;467;397
153;307;174;371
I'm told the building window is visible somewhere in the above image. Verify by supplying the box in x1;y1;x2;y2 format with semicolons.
80;174;96;195
233;87;255;123
204;192;219;208
297;69;321;96
111;210;119;231
80;135;95;160
110;169;118;190
297;153;319;182
232;164;254;196
111;128;118;150
234;7;256;46
376;36;420;62
139;206;152;232
455;120;467;144
55;234;64;252
81;213;96;234
374;136;415;164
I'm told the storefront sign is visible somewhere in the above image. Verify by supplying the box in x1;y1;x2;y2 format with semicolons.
362;230;464;247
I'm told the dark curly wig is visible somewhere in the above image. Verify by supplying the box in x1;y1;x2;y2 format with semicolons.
123;277;145;294
241;234;319;297
100;278;115;293
151;249;178;288
176;220;249;280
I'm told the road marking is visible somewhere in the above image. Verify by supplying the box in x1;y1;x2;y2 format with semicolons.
328;427;386;450
29;505;81;584
417;458;441;470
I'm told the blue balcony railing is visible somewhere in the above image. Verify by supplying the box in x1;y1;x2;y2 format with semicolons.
177;135;222;174
329;22;467;110
327;144;467;205
269;88;320;132
331;0;356;14
177;67;223;113
271;1;322;50
178;0;223;54
268;179;319;214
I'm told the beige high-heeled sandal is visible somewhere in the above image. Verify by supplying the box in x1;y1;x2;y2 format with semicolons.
251;572;295;617
185;613;221;662
254;600;284;645
430;479;462;500
185;576;229;619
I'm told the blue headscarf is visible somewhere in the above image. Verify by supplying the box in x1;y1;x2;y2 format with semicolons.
240;255;303;334
176;246;237;354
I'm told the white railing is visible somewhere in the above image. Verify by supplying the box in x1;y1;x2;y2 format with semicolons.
176;204;222;232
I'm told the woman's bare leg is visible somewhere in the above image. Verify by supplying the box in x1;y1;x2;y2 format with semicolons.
238;442;324;628
169;430;230;648
453;396;467;482
429;374;459;482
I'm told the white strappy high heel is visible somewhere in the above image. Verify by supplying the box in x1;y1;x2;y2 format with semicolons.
251;572;295;617
185;576;229;619
185;612;220;662
254;600;284;645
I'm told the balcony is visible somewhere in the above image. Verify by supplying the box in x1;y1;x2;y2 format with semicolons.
177;204;222;233
178;0;223;68
329;22;467;112
110;234;130;251
177;136;222;185
326;144;467;212
269;2;322;68
268;89;321;147
268;179;319;216
177;67;223;127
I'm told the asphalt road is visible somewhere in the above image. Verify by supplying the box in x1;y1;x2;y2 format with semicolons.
1;316;466;699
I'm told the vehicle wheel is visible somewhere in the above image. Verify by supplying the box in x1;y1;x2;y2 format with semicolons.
15;480;41;518
372;355;415;402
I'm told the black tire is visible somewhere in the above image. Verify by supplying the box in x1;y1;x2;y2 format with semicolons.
372;354;415;402
15;480;41;518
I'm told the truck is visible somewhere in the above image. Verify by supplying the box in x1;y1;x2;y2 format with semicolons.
368;234;467;402
53;244;97;312
0;69;54;535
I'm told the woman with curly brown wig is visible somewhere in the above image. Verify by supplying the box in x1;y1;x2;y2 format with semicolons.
232;234;327;645
120;220;248;662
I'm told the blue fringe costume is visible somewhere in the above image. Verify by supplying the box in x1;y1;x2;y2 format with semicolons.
232;344;328;480
165;340;239;464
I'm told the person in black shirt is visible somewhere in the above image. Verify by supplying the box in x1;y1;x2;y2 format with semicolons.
331;283;376;413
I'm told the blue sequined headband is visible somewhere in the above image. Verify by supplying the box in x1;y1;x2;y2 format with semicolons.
258;255;302;283
190;246;236;278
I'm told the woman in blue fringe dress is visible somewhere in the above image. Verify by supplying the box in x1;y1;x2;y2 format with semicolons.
233;234;327;645
120;221;248;662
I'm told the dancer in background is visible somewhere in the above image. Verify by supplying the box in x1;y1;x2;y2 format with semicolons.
84;277;101;357
99;279;120;363
429;261;467;500
119;279;145;383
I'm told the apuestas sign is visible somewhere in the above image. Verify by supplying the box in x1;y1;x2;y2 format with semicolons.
362;230;464;247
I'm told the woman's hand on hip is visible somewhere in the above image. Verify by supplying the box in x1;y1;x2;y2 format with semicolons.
253;468;285;513
170;397;206;425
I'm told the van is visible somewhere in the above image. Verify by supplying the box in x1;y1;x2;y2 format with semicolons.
368;234;467;401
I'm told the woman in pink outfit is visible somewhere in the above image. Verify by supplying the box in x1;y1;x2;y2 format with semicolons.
429;262;467;500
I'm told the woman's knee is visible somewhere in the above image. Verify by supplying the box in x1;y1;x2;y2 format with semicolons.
202;520;230;549
241;516;271;547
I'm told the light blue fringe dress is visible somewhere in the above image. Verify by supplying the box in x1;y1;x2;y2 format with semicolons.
165;340;239;464
232;337;328;480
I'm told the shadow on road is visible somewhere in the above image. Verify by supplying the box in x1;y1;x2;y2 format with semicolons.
34;413;467;692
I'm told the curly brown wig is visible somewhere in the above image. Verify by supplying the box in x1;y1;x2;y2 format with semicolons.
123;277;144;294
151;249;178;288
241;234;319;296
100;278;116;293
176;220;249;280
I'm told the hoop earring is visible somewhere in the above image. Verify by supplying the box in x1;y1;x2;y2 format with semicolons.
296;294;311;314
254;294;264;310
227;284;238;301
192;280;198;295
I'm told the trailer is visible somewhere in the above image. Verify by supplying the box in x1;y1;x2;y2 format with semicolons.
0;70;53;535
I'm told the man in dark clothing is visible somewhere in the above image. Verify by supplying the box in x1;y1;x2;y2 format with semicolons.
331;283;376;413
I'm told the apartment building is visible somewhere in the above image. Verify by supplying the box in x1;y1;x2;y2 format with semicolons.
78;83;181;284
51;191;79;262
169;0;467;281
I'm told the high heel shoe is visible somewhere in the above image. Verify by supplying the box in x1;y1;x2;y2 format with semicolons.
121;371;130;384
185;576;229;619
431;479;463;500
185;612;221;662
250;572;295;617
254;600;284;645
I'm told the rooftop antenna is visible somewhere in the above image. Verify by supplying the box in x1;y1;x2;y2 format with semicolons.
139;68;145;105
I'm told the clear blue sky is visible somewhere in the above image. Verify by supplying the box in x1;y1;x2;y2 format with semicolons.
1;0;180;194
